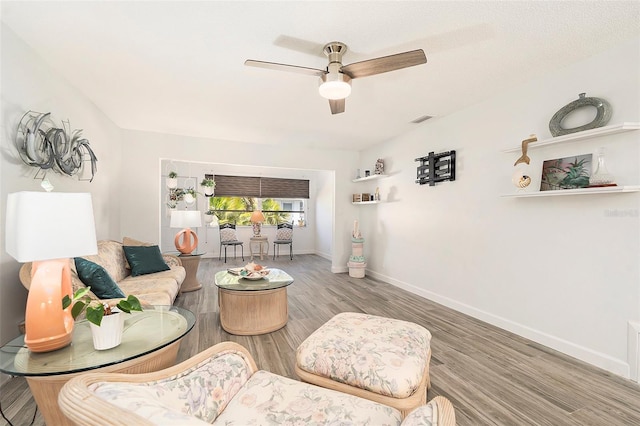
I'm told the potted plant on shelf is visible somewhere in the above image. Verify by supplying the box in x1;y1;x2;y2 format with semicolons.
200;178;215;196
63;288;143;350
166;171;178;189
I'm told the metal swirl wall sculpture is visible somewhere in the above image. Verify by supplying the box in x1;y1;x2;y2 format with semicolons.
15;111;98;182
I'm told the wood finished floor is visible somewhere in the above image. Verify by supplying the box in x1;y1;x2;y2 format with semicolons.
2;254;640;425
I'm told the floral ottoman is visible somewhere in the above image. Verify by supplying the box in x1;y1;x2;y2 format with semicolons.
295;312;432;418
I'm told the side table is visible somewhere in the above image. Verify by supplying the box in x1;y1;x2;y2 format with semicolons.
0;306;195;426
178;252;204;292
250;236;269;261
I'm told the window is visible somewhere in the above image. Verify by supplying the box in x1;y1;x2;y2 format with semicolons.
208;197;306;226
207;175;309;226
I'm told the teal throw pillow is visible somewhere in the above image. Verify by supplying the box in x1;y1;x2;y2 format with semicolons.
123;245;170;277
74;258;125;299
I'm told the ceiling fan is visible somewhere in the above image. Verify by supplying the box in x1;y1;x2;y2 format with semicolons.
245;42;427;115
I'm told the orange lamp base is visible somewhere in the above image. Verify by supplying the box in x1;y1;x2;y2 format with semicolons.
24;259;74;353
174;228;198;255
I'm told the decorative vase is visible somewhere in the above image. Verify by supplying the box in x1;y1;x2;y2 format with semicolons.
89;312;124;350
204;214;214;224
589;148;616;186
549;92;612;137
204;187;214;196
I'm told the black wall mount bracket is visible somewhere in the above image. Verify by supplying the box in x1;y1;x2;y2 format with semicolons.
415;150;456;186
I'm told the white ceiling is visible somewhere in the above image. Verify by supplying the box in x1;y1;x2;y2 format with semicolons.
2;1;639;151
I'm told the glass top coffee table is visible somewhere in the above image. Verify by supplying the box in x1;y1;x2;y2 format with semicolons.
215;268;294;335
0;305;195;426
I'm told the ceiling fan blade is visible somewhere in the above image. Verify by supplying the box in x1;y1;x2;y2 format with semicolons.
274;35;327;58
244;59;326;77
329;99;345;115
341;49;427;79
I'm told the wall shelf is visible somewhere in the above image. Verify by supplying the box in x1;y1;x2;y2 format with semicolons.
353;173;387;204
352;200;382;205
502;186;640;198
502;122;640;153
352;174;388;183
502;123;640;197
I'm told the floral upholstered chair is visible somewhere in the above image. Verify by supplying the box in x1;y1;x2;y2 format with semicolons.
58;341;455;426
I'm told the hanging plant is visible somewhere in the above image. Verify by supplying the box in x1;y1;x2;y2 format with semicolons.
166;171;178;189
204;209;217;224
182;187;200;205
201;178;216;196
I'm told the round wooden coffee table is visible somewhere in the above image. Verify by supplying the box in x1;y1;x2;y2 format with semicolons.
214;268;294;335
0;306;195;426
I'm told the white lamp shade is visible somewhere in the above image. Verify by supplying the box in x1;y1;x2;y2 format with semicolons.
6;192;98;262
170;210;202;229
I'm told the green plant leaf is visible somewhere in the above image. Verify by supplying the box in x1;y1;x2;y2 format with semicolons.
73;287;92;299
70;300;88;319
117;295;143;313
62;295;72;310
86;305;105;326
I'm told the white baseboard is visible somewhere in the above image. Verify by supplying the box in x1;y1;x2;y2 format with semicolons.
628;321;640;382
201;249;316;260
367;269;631;379
314;251;332;261
323;252;348;273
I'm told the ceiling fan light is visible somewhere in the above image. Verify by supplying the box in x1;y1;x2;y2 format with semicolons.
318;75;351;100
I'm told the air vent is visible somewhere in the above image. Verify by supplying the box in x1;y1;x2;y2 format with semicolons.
411;115;434;124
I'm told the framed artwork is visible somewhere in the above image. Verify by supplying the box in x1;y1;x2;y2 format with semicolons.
540;154;592;191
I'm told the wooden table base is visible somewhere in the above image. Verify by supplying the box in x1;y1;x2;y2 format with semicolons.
179;255;202;292
26;341;181;426
218;287;288;335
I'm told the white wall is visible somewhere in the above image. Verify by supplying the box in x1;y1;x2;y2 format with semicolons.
120;130;357;272
315;170;335;260
359;36;640;378
0;24;122;352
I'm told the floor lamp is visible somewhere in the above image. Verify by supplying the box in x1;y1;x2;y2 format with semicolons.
5;191;98;352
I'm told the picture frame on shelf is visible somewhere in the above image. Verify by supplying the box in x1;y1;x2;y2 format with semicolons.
540;153;592;192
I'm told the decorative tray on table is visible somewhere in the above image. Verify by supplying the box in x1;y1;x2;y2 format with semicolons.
227;262;270;280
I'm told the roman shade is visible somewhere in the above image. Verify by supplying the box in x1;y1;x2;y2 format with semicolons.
213;175;261;197
214;175;309;199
